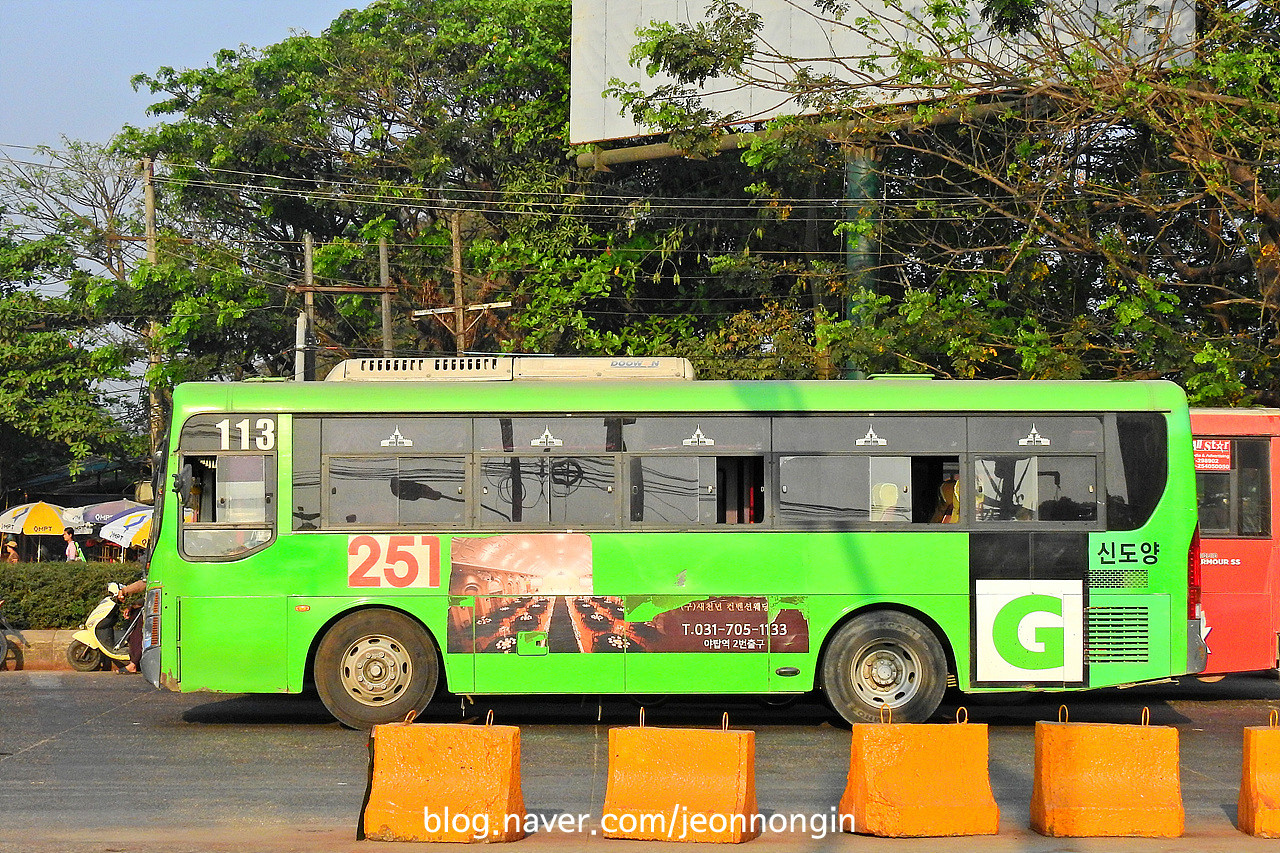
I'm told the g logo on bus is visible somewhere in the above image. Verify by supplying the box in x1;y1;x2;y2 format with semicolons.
975;580;1083;683
347;535;441;589
992;594;1064;669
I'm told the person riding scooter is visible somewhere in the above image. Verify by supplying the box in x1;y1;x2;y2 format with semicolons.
66;581;144;673
115;578;146;673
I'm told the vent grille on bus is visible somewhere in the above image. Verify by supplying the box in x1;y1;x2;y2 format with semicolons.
1088;568;1150;590
325;357;511;381
1086;606;1150;664
323;356;695;381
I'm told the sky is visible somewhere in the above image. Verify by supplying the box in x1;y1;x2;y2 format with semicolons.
0;0;364;152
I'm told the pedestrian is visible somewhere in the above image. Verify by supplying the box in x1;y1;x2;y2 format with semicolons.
115;576;148;673
3;540;18;563
64;527;85;561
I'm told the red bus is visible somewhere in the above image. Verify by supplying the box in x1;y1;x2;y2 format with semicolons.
1191;409;1279;674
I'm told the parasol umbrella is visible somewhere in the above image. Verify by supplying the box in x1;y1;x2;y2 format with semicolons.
0;502;69;536
66;499;147;528
99;508;153;549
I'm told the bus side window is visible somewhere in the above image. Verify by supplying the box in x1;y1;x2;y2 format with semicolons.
478;456;616;527
1196;471;1232;533
630;456;700;524
1199;439;1272;537
1238;440;1270;537
777;456;868;526
180;454;274;559
975;455;1097;523
776;455;958;527
714;457;764;524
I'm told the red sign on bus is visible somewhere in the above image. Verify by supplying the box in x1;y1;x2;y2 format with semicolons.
1193;438;1232;472
347;535;441;589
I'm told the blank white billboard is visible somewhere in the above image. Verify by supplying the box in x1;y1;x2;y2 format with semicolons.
570;0;1194;145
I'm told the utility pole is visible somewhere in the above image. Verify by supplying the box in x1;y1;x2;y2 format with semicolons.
292;232;399;377
451;212;465;354
844;145;880;379
300;233;316;380
379;237;393;357
143;158;163;457
412;209;511;352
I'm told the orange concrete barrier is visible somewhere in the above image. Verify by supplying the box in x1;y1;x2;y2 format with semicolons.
362;711;525;843
602;711;759;843
1239;710;1280;837
1031;706;1183;838
838;708;999;837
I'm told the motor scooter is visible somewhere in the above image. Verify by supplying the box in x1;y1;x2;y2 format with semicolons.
66;583;142;672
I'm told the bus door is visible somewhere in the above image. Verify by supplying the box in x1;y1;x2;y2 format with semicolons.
173;413;286;693
617;452;775;694
1194;434;1276;673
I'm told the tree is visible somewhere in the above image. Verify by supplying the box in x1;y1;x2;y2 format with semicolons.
118;0;577;366
0;140;289;468
610;0;1280;402
0;214;135;494
116;0;848;377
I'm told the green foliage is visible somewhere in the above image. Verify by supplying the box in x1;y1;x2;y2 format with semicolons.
116;0;576;363
106;0;850;374
680;303;830;379
0;217;137;485
1185;343;1254;407
615;0;1280;399
0;562;131;630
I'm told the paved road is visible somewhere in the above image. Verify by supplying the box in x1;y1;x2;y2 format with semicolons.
3;672;1280;851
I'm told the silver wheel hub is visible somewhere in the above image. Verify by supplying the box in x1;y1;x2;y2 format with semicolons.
869;654;900;686
852;642;919;708
340;634;411;706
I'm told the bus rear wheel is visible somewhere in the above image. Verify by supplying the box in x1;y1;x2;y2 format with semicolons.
820;611;947;725
315;609;438;729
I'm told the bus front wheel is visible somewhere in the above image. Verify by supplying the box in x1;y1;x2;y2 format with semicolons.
315;609;439;729
821;611;947;725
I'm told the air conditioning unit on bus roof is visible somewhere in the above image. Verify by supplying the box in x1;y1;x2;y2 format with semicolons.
323;356;696;381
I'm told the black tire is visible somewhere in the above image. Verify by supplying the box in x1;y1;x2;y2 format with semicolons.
820;611;948;724
314;609;439;729
66;639;104;672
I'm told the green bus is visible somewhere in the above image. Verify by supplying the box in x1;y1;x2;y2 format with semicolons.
139;357;1207;728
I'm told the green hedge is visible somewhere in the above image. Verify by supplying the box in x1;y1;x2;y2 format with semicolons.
0;563;144;630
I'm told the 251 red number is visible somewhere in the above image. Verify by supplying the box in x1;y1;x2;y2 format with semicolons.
347;535;441;589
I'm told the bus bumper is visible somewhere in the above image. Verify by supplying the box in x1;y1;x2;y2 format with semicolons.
141;646;163;689
1187;619;1209;674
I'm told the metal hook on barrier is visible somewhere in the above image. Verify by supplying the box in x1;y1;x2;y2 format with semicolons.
879;706;893;725
1058;704;1069;723
1271;709;1279;728
486;709;495;727
639;707;646;728
722;712;730;732
1141;707;1151;727
956;707;969;725
403;709;418;725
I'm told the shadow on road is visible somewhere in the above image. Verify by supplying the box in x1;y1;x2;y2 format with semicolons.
181;690;842;728
177;673;1280;729
182;692;339;726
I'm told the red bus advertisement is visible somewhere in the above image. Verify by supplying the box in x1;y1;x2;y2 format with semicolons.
1191;409;1280;674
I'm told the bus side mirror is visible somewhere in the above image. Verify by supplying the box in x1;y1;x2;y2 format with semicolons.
133;480;155;505
173;464;194;503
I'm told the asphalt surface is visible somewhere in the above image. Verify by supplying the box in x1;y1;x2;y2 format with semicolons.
3;671;1280;851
